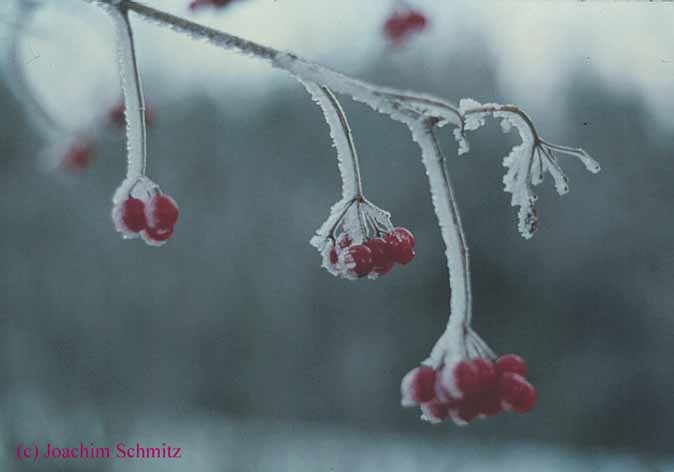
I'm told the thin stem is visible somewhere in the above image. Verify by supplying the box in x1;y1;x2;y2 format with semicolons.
121;7;148;177
412;118;472;363
108;3;147;179
429;125;472;332
320;86;364;197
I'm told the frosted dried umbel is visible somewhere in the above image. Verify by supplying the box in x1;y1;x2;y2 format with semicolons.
455;99;601;239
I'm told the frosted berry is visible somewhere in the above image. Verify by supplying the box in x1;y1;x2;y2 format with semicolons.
364;237;394;275
144;225;174;243
121;198;147;232
392;227;415;248
385;227;415;265
150;194;179;230
343;245;373;277
453;360;481;396
410;366;436;404
499;372;537;413
495;354;527;377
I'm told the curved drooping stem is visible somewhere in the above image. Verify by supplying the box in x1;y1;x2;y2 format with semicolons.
408;118;472;366
305;83;398;248
106;3;148;179
303;82;364;199
320;86;365;198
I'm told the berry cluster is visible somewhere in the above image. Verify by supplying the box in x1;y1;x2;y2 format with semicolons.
112;178;179;246
383;9;428;45
327;227;415;279
401;354;536;425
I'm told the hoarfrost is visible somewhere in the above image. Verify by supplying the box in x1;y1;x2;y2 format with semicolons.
106;6;147;179
302;82;360;199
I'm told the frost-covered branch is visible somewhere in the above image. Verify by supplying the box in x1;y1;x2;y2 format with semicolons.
16;0;600;426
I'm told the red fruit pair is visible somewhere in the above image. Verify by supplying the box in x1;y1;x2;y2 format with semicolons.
116;193;179;245
384;10;428;45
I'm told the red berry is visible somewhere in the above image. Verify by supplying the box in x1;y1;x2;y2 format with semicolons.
385;227;415;265
499;372;537;413
476;391;502;417
343;245;373;277
407;12;427;28
329;246;338;265
393;227;415;248
384;16;406;43
150;194;179;230
63;142;94;172
454;360;480;396
473;358;497;392
384;10;428;44
144;225;174;242
364;237;394;275
454;397;480;424
495;354;528;377
121;198;147;232
410;366;436;403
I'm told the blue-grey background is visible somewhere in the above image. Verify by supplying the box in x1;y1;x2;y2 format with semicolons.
0;0;673;470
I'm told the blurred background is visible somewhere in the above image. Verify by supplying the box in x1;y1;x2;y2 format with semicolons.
0;0;673;470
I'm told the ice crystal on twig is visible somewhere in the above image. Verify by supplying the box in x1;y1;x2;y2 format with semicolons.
457;99;600;238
